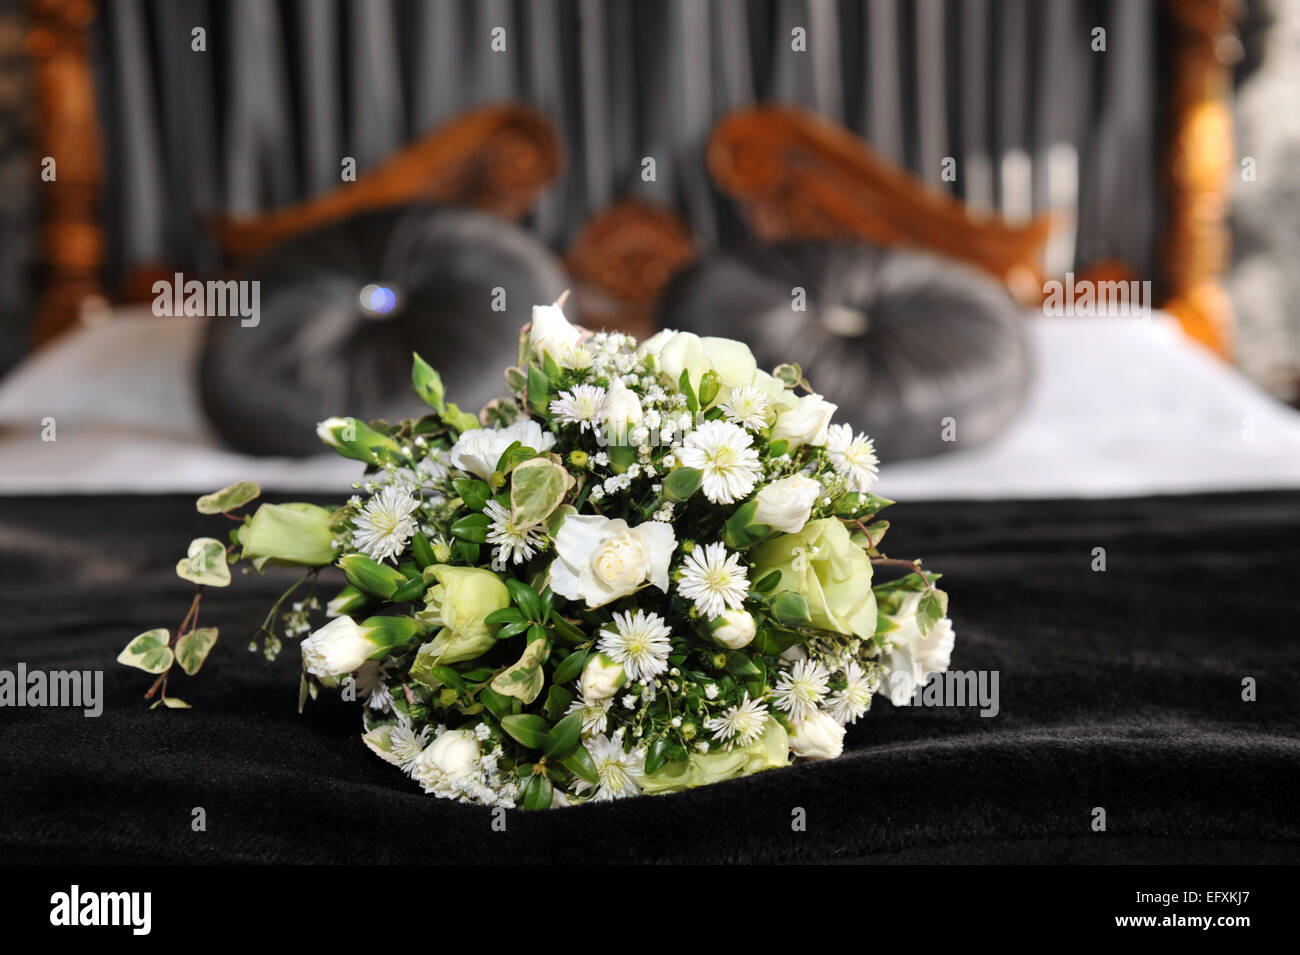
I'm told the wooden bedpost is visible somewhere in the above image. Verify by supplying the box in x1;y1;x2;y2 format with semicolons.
27;0;103;345
1161;0;1240;359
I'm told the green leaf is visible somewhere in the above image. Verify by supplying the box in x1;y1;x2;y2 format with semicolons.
390;576;428;604
411;532;436;570
450;513;490;543
917;588;949;639
490;638;548;704
500;713;549;749
496;620;531;640
753;569;783;594
453;477;492;512
644;737;670;775
527;364;551;414
562;746;599;784
176;537;230;587
542;684;573;722
662;467;703;503
766;439;789;458
118;628;174;674
521;772;554;810
411;352;446;413
496;441;537;476
485;606;525;626
543;710;583;758
552;649;588;686
506;579;546;622
453;540;480;564
751;627;803;656
725;651;762;678
678;369;698;415
479;686;513;721
550;615;586;645
175;626;218;676
770;591;812;627
196;481;260;515
442;402;480;434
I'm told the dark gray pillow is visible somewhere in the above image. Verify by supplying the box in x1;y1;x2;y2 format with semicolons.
199;205;567;456
657;241;1033;460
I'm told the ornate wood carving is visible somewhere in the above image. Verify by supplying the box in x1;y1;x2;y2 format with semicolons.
565;198;694;341
1160;0;1239;358
27;0;103;345
708;106;1053;305
214;105;563;261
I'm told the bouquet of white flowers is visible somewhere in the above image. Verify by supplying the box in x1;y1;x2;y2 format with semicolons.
121;298;954;809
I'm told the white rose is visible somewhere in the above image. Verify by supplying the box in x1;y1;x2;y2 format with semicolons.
655;332;758;395
771;393;838;448
449;419;556;481
548;513;675;608
789;709;845;760
300;616;372;677
753;475;822;533
636;328;678;358
752;370;800;415
712;609;756;649
580;653;628;700
412;728;481;794
877;592;956;705
601;377;643;443
528;303;582;365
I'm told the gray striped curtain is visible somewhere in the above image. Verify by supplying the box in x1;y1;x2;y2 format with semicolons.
94;0;1158;287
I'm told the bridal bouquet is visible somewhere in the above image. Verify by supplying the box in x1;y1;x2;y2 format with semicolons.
121;300;954;809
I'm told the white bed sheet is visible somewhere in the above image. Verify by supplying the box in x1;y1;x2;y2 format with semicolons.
0;312;1297;499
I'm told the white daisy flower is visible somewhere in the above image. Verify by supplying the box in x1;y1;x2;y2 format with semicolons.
772;658;830;724
826;661;875;725
389;719;430;772
597;609;673;682
704;693;769;748
352;485;419;563
720;385;770;430
676;420;762;504
549;384;607;431
483;499;546;570
677;541;749;619
572;731;644;802
826;423;880;493
354;661;394;711
565;693;613;736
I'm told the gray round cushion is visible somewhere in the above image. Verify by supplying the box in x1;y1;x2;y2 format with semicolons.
199;205;568;456
657;241;1033;460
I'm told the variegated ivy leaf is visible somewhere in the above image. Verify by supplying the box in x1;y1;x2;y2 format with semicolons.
118;628;174;674
916;589;949;639
152;696;190;709
176;537;230;587
510;456;574;528
490;638;548;704
195;481;260;515
175;627;218;675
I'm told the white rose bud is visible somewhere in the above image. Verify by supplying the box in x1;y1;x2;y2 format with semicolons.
711;609;757;649
300;615;416;678
528;303;582;365
580;653;628;700
789;709;846;760
601;377;644;444
771;393;838;448
753;475;822;533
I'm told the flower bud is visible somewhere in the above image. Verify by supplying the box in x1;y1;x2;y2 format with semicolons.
580;653;627;700
238;502;336;569
338;554;407;600
788;709;845;760
301;614;417;678
710;609;756;649
316;416;403;464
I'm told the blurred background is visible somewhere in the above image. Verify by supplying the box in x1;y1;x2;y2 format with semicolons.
1;0;1299;499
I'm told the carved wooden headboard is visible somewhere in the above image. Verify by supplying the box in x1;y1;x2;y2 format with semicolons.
28;0;1241;359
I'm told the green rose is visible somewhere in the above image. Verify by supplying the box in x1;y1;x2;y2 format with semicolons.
639;719;789;795
411;566;511;680
238;503;336;569
749;518;876;638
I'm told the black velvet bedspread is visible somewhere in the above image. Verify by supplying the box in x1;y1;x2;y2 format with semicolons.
2;492;1297;865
